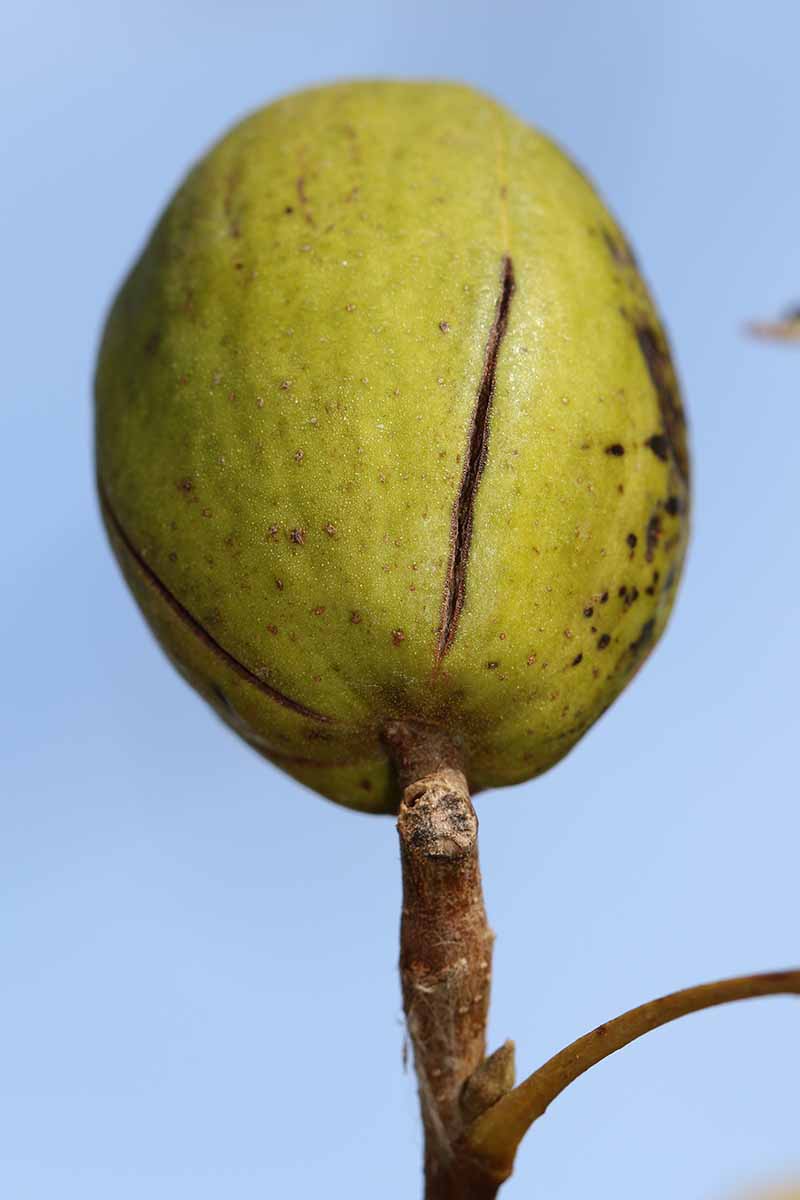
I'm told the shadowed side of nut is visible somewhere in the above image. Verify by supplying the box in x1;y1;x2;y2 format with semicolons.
384;720;464;794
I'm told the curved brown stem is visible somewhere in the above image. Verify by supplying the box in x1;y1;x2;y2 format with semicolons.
465;968;800;1183
385;724;800;1197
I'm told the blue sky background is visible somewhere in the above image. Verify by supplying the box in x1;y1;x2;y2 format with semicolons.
2;2;799;1198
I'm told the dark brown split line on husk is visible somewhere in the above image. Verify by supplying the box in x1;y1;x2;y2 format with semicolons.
436;255;515;663
98;480;333;723
270;749;383;770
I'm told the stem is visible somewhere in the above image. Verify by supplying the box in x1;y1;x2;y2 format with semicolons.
465;968;800;1181
386;721;501;1200
748;315;800;342
384;725;800;1196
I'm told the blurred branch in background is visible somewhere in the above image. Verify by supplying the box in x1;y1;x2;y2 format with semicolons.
748;307;800;342
730;1187;800;1200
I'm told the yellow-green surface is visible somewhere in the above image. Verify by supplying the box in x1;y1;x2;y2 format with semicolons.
96;80;690;813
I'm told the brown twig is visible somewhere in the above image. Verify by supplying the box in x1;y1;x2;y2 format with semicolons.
387;721;504;1199
747;316;800;341
385;724;800;1197
465;968;800;1183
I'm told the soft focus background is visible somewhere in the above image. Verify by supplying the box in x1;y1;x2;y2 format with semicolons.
2;2;799;1198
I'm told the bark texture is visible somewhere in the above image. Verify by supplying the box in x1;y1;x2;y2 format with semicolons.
385;722;800;1198
388;723;503;1199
